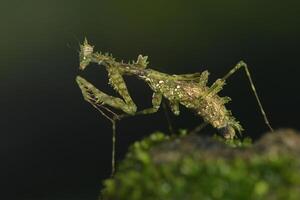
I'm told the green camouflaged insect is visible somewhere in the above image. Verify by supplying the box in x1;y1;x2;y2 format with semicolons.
76;39;273;175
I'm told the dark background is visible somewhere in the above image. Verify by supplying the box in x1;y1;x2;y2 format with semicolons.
1;0;300;199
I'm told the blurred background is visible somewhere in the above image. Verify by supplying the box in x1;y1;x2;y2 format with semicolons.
1;0;300;199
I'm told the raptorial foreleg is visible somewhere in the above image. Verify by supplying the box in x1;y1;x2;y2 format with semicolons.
76;76;137;115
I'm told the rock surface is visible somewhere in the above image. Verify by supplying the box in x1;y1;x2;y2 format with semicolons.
101;129;300;200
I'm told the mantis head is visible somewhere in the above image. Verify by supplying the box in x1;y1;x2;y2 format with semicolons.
79;38;94;70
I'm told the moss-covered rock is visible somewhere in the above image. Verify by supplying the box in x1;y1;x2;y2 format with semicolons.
101;129;300;200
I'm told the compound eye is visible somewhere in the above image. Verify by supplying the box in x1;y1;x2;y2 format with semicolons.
218;125;235;139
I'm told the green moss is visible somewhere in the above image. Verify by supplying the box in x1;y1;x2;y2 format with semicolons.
101;129;300;200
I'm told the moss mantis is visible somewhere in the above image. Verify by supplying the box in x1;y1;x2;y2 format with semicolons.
76;39;273;175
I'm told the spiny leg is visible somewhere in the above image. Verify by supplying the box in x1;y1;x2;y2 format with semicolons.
172;72;202;80
172;70;210;85
116;92;173;139
117;92;163;121
135;94;176;134
207;79;226;96
133;97;178;134
76;76;137;176
78;65;139;175
76;76;136;115
129;92;163;116
106;66;137;115
221;61;274;132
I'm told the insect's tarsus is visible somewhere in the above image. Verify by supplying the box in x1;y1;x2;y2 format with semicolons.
76;38;274;175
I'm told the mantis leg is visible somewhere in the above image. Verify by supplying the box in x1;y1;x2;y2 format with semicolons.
135;92;163;115
76;75;138;176
76;76;137;115
172;72;202;80
106;66;137;115
136;94;178;134
220;61;274;132
168;100;180;116
172;70;209;85
118;92;163;120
